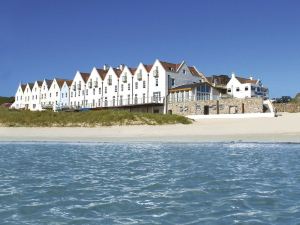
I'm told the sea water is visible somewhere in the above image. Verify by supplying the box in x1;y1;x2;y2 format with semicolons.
0;142;300;224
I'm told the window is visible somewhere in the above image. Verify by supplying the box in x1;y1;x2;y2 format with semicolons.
128;83;130;91
104;97;108;107
143;93;146;103
65;93;67;98
135;82;138;89
183;69;186;74
93;89;95;95
105;87;107;94
121;84;124;91
245;87;249;91
56;92;58;97
99;88;101;94
78;91;80;96
236;87;240;92
227;89;231;93
155;78;158;86
134;94;138;104
127;94;130;104
112;96;116;106
86;89;88;95
171;78;175;86
61;93;64;98
115;85;117;92
120;95;123;105
143;81;146;88
50;93;52;97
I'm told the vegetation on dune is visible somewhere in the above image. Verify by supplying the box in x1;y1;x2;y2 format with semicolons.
0;107;191;127
0;96;15;105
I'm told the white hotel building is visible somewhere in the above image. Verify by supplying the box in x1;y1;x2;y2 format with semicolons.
11;59;269;113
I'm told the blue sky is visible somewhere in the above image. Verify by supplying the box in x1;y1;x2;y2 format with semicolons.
1;0;299;97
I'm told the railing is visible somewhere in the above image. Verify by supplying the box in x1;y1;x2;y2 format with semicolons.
137;73;142;80
74;97;165;109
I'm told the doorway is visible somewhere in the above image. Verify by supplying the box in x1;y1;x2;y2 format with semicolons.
204;105;209;115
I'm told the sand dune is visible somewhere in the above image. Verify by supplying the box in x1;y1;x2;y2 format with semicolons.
0;113;300;143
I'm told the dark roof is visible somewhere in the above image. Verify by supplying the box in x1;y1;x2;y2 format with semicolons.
36;80;43;87
236;76;258;84
129;67;137;75
55;79;67;88
21;84;26;92
45;79;53;88
80;72;90;83
143;64;153;72
159;60;181;72
96;68;108;80
66;80;73;86
28;83;34;90
206;75;230;86
113;68;122;78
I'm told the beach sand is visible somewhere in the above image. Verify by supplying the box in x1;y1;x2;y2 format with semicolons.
0;113;300;143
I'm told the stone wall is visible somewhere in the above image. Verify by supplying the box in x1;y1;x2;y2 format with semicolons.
274;103;300;113
167;98;263;116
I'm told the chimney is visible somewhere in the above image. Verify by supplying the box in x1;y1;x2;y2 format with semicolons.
232;72;236;78
103;64;109;70
119;64;124;71
249;76;253;80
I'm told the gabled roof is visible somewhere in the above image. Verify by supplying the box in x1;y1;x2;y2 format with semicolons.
45;79;53;89
159;60;181;72
80;72;90;83
112;68;122;78
66;80;73;87
36;80;43;87
21;84;27;92
55;79;67;88
96;69;108;80
236;76;258;84
28;83;34;90
143;64;153;73
188;66;205;79
129;67;137;75
206;75;230;86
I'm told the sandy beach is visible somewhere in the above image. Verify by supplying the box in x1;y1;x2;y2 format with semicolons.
0;113;300;143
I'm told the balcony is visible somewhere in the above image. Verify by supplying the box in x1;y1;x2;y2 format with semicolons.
94;81;98;88
122;76;127;83
137;73;142;80
153;70;159;77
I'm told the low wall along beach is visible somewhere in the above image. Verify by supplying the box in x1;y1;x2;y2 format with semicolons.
167;98;263;116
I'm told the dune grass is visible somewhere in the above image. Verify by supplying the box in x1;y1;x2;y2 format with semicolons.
0;107;191;127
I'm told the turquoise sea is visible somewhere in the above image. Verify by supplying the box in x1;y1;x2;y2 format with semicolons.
0;142;300;224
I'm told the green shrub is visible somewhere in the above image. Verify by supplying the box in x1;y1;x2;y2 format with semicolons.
0;107;191;127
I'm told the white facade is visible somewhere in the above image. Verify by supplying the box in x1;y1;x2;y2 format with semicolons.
40;79;53;108
12;84;26;109
227;73;269;99
30;81;43;111
11;59;269;114
60;81;72;108
69;71;90;108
